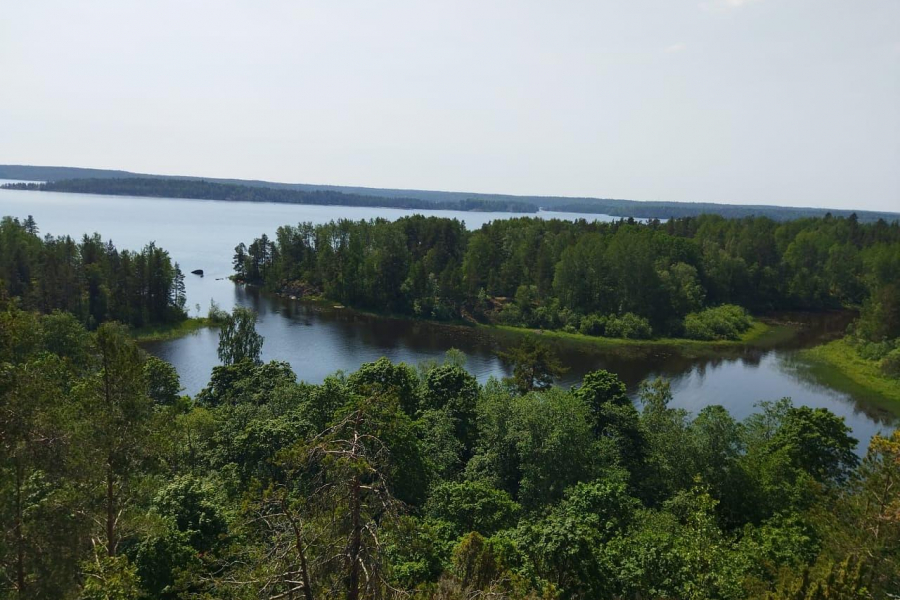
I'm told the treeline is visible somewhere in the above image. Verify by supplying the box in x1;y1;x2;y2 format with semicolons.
235;213;900;340
0;216;186;328
3;179;541;213
1;305;897;598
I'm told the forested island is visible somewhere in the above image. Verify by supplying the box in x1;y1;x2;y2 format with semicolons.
4;164;899;222
233;213;900;396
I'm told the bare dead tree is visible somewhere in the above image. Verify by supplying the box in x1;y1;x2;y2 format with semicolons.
302;400;406;600
210;395;408;600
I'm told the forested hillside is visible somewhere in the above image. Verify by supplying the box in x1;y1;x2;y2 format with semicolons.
236;214;900;342
0;216;186;328
1;304;898;599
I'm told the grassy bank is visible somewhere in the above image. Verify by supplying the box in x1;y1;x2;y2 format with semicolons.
799;338;900;407
132;317;214;342
485;318;781;350
284;293;793;351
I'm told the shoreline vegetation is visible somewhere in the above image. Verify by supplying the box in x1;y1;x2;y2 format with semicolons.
284;288;781;348
799;338;900;406
131;317;215;342
489;318;778;349
243;283;824;354
146;280;783;351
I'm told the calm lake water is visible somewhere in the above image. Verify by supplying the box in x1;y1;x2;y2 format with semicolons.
1;185;897;448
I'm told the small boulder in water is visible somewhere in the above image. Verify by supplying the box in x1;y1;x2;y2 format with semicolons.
191;269;204;276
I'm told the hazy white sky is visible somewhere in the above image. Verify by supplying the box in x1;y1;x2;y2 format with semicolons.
1;1;898;211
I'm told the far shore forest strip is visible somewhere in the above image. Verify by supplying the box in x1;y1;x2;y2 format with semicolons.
4;174;900;222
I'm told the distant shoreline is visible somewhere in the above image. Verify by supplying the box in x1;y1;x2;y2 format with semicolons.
2;179;544;215
2;165;898;223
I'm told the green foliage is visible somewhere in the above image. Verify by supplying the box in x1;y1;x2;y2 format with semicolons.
216;306;264;365
512;470;640;597
683;304;753;340
384;516;453;588
143;355;182;405
762;555;868;600
416;409;466;480
349;356;421;416
578;314;606;336
0;216;186;328
206;299;229;324
466;385;598;510
447;532;534;597
425;481;521;539
150;476;227;552
131;527;199;599
422;364;479;453
574;370;629;413
604;312;652;339
197;359;296;407
79;552;141;600
498;336;568;394
769;406;858;485
604;486;747;600
738;513;821;579
2;298;899;599
880;347;900;378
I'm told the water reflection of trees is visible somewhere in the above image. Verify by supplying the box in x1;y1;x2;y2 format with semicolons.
229;291;896;433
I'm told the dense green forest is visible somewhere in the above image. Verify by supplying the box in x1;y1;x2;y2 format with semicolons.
1;302;898;599
2;179;541;213
3;164;898;222
0;216;186;328
234;214;900;345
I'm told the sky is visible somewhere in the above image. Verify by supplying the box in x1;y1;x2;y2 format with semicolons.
1;1;898;212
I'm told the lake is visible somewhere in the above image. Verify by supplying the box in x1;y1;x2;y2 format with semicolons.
1;185;896;449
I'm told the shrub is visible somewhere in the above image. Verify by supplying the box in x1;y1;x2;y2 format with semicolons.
579;314;606;336
533;305;561;330
683;305;752;341
558;308;582;331
498;303;522;326
207;299;229;324
881;348;900;379
605;313;652;339
856;339;896;361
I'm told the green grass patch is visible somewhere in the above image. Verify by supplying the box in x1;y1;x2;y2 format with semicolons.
799;338;900;408
131;317;214;342
485;318;775;350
